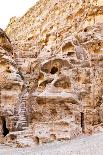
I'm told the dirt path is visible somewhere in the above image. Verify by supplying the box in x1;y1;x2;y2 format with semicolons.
0;133;103;155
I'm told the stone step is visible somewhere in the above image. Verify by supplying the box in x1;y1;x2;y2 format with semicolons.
19;108;26;111
21;98;26;101
16;91;29;130
20;105;26;108
19;108;26;112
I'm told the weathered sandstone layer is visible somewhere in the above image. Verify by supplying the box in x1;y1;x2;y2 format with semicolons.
0;0;103;146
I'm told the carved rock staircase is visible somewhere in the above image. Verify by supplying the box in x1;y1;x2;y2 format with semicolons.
16;90;28;130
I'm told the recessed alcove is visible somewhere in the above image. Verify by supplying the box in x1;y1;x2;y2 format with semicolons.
1;116;9;137
50;66;58;74
81;112;85;133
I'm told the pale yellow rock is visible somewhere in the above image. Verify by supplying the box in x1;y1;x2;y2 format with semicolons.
0;0;103;146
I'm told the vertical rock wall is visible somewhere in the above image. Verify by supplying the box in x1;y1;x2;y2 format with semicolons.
0;0;102;144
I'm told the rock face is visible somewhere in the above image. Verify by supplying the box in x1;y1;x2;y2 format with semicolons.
0;28;23;143
0;0;103;145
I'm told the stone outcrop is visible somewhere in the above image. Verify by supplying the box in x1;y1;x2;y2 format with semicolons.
0;28;23;139
0;0;103;146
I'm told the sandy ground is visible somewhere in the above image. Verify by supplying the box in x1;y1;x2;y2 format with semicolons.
0;133;103;155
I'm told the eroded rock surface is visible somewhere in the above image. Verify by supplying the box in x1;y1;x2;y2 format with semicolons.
0;28;23;143
0;0;103;146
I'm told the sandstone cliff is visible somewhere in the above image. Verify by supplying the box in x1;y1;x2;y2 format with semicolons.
0;0;103;146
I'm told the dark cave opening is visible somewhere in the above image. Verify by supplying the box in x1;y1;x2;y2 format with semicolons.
35;136;39;144
1;117;9;137
67;52;74;56
81;112;85;133
50;66;58;74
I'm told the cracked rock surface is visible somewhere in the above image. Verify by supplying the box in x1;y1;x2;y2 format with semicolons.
0;0;103;146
